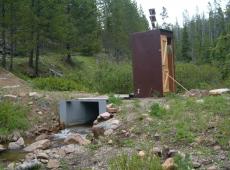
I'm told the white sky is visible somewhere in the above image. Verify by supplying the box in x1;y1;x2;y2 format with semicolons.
136;0;228;26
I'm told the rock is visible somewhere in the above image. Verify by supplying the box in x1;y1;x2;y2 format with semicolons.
207;165;218;170
223;161;230;170
16;137;25;147
24;139;51;152
104;129;114;136
138;150;145;157
25;153;35;161
209;88;230;95
64;133;91;145
37;111;43;115
185;89;209;97
29;92;42;98
40;159;48;164
7;162;16;170
37;152;49;159
35;134;49;141
93;119;98;125
108;139;113;144
213;145;221;151
162;145;170;159
58;149;66;157
152;147;162;157
47;159;60;169
107;107;118;113
62;145;75;154
92;118;120;137
192;161;201;168
16;159;41;170
154;133;160;141
100;112;112;120
162;158;177;170
11;131;21;142
8;142;21;150
0;144;6;152
168;150;177;158
28;101;33;105
3;94;18;100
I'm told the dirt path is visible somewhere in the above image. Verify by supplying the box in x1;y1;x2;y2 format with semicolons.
0;68;31;95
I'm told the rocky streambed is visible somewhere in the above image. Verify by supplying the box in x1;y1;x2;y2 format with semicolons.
0;106;120;170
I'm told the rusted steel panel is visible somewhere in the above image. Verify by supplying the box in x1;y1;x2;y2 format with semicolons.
131;29;176;98
132;30;163;97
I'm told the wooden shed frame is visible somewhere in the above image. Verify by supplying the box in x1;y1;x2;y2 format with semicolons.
131;29;176;97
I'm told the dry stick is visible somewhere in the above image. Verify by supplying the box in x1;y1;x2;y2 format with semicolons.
166;73;193;95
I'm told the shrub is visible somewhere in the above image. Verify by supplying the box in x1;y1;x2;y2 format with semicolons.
33;77;83;91
93;62;133;94
0;101;29;135
176;63;221;91
109;154;162;170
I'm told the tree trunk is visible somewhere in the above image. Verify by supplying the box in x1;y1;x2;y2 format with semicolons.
1;1;6;68
35;32;40;76
65;43;72;63
29;0;35;68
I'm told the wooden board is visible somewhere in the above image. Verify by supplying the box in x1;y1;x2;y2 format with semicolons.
161;35;170;93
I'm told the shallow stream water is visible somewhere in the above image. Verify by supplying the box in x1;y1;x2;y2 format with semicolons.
0;125;91;166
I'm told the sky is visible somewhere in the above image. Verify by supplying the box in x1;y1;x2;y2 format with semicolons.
136;0;228;26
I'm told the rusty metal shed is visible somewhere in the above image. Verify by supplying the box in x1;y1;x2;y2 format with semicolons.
131;29;176;97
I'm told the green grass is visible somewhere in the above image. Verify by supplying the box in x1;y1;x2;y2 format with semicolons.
33;77;86;91
109;154;162;170
174;154;193;170
108;95;123;106
0;101;29;136
149;103;168;118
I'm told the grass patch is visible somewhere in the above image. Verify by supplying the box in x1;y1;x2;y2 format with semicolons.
149;103;168;118
32;77;86;91
108;95;123;106
0;101;29;136
109;154;162;170
174;154;193;170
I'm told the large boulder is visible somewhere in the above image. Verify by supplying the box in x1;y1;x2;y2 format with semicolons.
92;118;120;137
24;139;51;152
64;133;90;145
8;137;25;150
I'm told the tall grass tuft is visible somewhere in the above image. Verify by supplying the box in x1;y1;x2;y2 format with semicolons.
0;101;29;135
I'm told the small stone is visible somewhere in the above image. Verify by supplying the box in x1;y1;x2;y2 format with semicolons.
37;152;49;159
64;133;91;145
152;147;162;157
107;107;118;113
162;158;177;170
108;139;113;144
7;162;16;170
24;139;51;152
35;134;49;141
207;165;218;170
146;117;153;121
100;112;112;120
0;144;6;153
11;131;21;141
58;149;66;157
154;133;160;141
213;145;221;151
223;161;230;170
37;111;43;115
40;159;48;164
25;153;35;161
28;101;33;105
192;161;201;168
47;159;60;169
168;150;177;158
138;150;145;157
104;129;113;136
